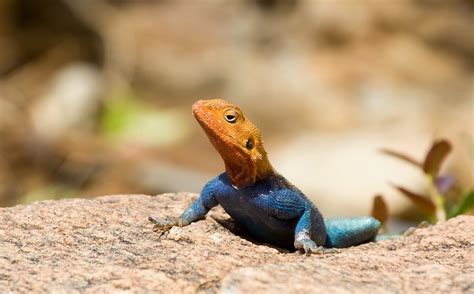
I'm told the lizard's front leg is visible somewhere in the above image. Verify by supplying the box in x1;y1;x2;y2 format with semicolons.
294;206;334;254
149;179;219;233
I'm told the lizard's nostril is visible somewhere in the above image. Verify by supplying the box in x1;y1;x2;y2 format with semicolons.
192;100;205;113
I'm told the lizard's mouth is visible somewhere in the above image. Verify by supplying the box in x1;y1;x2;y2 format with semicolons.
192;100;239;149
192;100;253;169
192;100;222;139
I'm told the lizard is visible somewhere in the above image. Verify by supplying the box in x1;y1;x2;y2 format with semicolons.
149;99;381;254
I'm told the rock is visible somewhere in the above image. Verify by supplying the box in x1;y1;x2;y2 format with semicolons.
0;194;472;293
221;217;474;293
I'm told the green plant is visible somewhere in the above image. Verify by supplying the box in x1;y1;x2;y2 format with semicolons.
380;139;474;223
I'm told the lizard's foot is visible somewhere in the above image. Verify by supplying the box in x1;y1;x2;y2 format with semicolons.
294;239;337;255
148;215;180;233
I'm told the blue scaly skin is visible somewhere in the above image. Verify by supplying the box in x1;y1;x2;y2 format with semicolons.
149;99;380;254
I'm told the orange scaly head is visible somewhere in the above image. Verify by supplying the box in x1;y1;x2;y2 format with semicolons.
192;99;274;188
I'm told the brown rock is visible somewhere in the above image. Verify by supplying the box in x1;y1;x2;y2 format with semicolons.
0;194;472;293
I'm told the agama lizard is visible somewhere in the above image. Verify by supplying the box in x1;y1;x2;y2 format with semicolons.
149;99;381;254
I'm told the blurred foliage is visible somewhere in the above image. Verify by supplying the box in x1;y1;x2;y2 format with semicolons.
371;195;388;233
100;90;191;146
19;185;79;205
381;139;474;223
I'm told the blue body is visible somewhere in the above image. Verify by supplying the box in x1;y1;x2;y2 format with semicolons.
180;172;380;249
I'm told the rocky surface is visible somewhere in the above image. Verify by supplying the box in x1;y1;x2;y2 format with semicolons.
0;193;472;293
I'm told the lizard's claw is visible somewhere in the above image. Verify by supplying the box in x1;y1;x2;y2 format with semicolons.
148;215;179;233
294;239;337;255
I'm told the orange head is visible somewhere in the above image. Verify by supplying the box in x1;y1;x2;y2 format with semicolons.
192;99;274;188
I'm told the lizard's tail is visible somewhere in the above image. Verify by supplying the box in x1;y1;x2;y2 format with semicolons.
324;217;381;248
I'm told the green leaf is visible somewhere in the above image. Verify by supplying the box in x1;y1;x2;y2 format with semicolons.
423;139;452;176
448;190;474;218
100;94;190;146
380;148;421;168
392;184;436;214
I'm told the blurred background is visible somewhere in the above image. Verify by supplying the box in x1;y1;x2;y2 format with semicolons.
0;0;472;225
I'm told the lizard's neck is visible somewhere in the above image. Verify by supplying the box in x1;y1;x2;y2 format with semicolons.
222;150;274;188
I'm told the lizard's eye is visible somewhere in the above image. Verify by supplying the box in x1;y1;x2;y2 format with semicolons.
224;110;239;123
246;138;254;149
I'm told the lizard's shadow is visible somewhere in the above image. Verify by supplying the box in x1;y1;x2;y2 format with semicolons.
211;216;294;254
